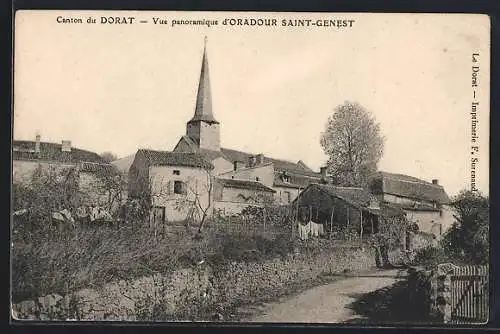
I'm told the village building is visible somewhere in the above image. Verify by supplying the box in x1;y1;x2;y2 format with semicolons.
292;183;440;262
127;40;325;223
12;135;120;209
368;171;454;239
292;183;406;241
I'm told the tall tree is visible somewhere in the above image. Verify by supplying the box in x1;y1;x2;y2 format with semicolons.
441;190;489;265
320;101;385;187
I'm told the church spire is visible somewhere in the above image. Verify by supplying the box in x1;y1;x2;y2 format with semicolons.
189;36;218;124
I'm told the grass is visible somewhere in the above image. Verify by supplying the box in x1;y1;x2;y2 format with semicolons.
11;221;295;303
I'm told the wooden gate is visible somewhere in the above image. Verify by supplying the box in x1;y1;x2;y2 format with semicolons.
450;265;489;324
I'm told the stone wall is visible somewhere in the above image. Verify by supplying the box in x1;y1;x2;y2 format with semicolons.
12;246;375;321
406;263;457;323
406;266;437;322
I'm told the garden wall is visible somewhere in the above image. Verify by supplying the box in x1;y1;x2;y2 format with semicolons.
406;263;458;323
12;246;375;321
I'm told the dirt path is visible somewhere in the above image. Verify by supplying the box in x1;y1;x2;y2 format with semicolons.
241;268;405;323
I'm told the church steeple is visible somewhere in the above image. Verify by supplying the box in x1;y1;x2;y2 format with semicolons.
186;37;221;151
189;37;218;124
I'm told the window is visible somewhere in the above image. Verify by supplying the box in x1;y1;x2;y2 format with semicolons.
284;191;291;203
173;170;180;175
174;180;187;195
281;172;291;183
255;177;260;181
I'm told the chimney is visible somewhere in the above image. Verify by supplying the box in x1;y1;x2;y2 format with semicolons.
432;179;439;185
35;132;41;153
319;167;330;184
247;155;257;167
61;140;72;152
256;153;264;165
233;161;245;171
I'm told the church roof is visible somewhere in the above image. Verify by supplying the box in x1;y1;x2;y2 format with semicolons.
188;38;219;124
136;149;214;170
198;148;227;161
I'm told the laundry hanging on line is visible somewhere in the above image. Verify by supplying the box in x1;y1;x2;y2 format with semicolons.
297;221;325;240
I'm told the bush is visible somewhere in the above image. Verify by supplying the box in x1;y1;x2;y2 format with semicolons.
442;190;489;265
215;232;294;263
11;225;201;302
240;204;292;227
12;220;297;303
411;246;448;268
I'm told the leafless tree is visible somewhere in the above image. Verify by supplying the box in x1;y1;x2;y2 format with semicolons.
174;167;214;235
85;168;127;213
320;101;385;187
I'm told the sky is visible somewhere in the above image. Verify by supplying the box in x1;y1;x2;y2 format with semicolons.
14;11;490;197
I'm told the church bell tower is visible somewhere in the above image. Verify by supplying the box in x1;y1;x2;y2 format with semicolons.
186;37;221;151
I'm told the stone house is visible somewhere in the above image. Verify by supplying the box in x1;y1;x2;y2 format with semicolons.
128;149;215;223
128;149;277;223
12;136;120;209
212;178;276;216
368;171;454;239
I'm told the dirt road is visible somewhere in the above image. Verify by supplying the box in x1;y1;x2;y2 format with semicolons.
242;268;405;323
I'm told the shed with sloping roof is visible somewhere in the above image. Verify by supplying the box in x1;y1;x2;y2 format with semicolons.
291;183;407;240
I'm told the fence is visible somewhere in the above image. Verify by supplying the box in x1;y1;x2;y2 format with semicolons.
449;265;489;324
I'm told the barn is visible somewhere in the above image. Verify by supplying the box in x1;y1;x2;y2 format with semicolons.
291;183;407;243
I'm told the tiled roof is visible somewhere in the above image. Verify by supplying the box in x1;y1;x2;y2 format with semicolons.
220;147;321;177
264;156;319;177
274;172;324;189
176;135;199;152
389;202;441;212
317;184;375;208
216;178;276;193
370;171;450;204
137;149;214;169
12;140;106;164
174;138;322;188
297;160;314;173
219;148;251;163
297;183;405;218
199;148;227;161
79;162;118;174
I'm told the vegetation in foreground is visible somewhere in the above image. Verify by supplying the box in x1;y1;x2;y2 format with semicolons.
410;190;489;268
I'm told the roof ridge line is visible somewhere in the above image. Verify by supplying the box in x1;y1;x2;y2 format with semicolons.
318;183;365;190
385;176;443;188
